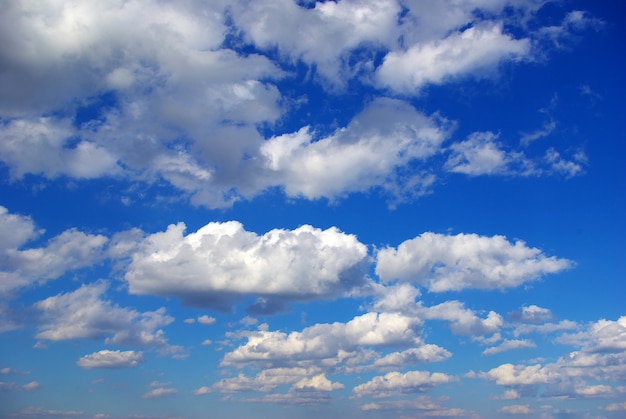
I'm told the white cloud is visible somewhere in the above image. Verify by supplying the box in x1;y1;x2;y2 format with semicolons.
0;1;590;209
480;363;553;386
544;148;586;178
520;121;556;146
372;345;452;369
292;374;344;391
371;283;421;313
482;339;536;356
0;206;41;252
605;401;626;411
375;232;571;292
197;315;216;325
0;380;40;392
125;221;369;312
221;311;421;369
376;23;530;93
193;386;211;396
498;404;533;414
557;316;626;353
493;389;521;400
34;281;183;357
76;350;144;369
210;367;325;394
352;370;456;398
141;387;178;399
0;206;107;296
228;0;402;86
260;98;451;200
478;316;626;398
419;301;503;335
510;305;555;324
445;132;521;176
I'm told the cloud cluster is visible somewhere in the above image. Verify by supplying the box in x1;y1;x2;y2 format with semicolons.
221;312;423;368
478;316;626;398
0;0;591;208
35;281;183;357
0;206;107;296
353;370;457;398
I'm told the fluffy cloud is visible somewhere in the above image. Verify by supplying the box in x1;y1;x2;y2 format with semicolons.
211;368;322;393
76;350;144;369
124;221;369;312
419;300;503;335
375;232;571;291
0;206;107;296
478;316;626;398
352;370;456;398
376;23;530;93
0;118;120;179
34;281;183;357
228;0;401;85
260;98;451;200
0;1;590;209
222;311;421;368
197;315;216;325
445;132;527;176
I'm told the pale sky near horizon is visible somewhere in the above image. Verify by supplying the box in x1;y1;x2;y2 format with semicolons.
0;1;625;418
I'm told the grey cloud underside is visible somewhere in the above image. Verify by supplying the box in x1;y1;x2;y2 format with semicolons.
0;0;591;208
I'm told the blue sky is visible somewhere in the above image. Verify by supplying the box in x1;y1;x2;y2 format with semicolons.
0;1;625;418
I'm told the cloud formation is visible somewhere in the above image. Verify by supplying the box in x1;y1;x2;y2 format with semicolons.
375;232;571;291
124;221;370;312
76;350;144;369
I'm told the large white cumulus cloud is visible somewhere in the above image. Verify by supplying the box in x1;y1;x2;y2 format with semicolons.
125;221;370;312
376;232;572;291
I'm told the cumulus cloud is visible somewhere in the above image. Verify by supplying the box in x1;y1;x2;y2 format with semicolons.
0;206;107;298
124;221;370;312
0;1;591;209
197;315;216;325
376;23;530;93
445;132;528;176
419;300;503;335
352;370;456;398
375;232;572;292
34;281;183;357
260;98;452;200
221;311;421;368
478;316;626;399
76;350;144;369
228;0;401;86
